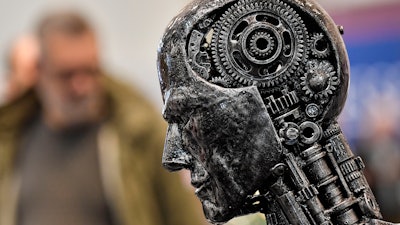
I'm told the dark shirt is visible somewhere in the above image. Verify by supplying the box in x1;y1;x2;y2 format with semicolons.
16;116;115;225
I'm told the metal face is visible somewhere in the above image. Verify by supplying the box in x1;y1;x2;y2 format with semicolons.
160;47;282;222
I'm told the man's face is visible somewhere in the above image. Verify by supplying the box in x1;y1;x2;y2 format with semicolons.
160;47;282;223
37;32;103;128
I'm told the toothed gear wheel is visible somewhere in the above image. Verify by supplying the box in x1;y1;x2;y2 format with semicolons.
210;76;231;87
211;0;308;88
300;60;339;99
310;33;330;58
249;32;275;58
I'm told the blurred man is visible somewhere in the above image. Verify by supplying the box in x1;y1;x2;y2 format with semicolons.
3;34;39;103
0;11;205;225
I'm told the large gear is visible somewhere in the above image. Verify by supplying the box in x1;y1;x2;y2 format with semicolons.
211;0;308;88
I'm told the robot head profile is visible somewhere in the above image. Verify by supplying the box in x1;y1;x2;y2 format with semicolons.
157;0;383;224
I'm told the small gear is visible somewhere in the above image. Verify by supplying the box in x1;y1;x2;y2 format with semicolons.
211;0;308;88
210;76;232;87
249;32;276;58
300;60;339;100
310;33;330;58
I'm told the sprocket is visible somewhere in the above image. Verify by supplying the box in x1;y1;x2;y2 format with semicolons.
310;33;330;58
211;0;308;88
300;60;339;100
210;76;232;87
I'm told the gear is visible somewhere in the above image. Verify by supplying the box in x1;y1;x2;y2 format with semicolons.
249;32;276;58
310;33;330;58
211;0;308;88
300;60;339;100
210;76;232;87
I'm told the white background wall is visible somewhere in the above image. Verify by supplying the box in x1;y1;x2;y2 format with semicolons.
0;0;396;108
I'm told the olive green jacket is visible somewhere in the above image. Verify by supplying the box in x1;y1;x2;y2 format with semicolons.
0;76;205;225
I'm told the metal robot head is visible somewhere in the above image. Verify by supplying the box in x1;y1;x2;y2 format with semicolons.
158;0;349;223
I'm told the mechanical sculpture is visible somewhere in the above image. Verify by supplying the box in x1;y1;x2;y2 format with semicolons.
157;0;397;224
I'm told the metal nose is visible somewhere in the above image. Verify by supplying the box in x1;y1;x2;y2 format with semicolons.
162;123;192;171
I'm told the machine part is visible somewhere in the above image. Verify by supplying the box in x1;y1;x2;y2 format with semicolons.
211;0;308;88
301;60;339;100
188;30;212;79
310;33;331;58
266;90;300;115
279;122;300;145
300;121;322;145
306;103;320;118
